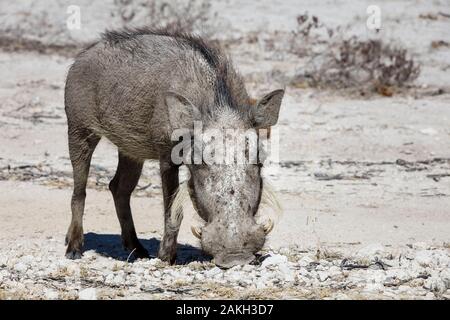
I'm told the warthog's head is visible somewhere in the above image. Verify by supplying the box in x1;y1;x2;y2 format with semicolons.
167;89;284;268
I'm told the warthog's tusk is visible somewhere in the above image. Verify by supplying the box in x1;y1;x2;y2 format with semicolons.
263;219;274;234
191;226;202;239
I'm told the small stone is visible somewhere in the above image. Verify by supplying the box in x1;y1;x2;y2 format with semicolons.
242;264;253;272
14;262;28;273
278;264;295;282
261;254;287;268
397;285;412;293
148;258;163;266
44;289;59;300
298;268;309;277
226;271;243;282
205;267;222;277
194;273;205;281
424;277;446;293
133;267;145;275
317;271;329;282
415;250;434;267
78;288;97;300
113;274;125;285
298;256;314;267
363;283;384;293
20;255;34;265
355;243;385;259
411;242;430;250
424;292;435;300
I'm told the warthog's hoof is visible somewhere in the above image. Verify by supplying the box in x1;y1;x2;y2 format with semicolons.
158;251;176;265
65;249;82;260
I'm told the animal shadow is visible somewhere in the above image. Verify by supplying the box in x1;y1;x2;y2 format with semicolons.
84;232;211;264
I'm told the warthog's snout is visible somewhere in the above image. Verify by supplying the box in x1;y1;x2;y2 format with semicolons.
214;253;256;269
193;219;267;268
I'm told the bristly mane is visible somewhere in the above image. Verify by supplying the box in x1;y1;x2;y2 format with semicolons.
100;27;250;111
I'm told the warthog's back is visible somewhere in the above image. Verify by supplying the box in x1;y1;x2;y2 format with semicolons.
65;28;250;160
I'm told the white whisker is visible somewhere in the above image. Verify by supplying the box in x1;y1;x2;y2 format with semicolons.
169;182;189;226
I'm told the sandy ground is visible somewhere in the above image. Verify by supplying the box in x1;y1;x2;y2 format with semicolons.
0;0;449;299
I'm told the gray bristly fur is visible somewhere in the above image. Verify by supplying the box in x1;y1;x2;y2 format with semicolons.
64;27;285;267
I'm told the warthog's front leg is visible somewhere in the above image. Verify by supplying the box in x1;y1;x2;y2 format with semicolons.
158;154;181;264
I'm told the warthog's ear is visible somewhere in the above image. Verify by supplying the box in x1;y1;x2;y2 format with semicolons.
165;92;200;130
253;89;285;128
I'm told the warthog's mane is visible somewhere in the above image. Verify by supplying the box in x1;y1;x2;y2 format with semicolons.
102;27;220;69
98;26;251;114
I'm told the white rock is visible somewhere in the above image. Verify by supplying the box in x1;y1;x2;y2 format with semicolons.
148;258;163;266
434;250;450;267
439;269;450;289
329;266;341;273
363;283;384;293
205;267;222;277
298;268;309;277
298;256;314;267
0;256;7;267
44;289;59;300
261;254;288;268
424;292;435;300
242;264;254;272
153;270;162;278
278;264;295;282
316;265;326;271
226;271;243;282
14;262;28;273
415;250;434;267
355;243;385;259
133;267;145;275
194;273;205;281
424;277;446;293
365;270;386;283
113;274;125;285
334;293;349;300
20;255;34;265
104;273;114;284
317;271;329;282
398;285;413;294
78;288;97;300
255;279;267;289
411;242;430;250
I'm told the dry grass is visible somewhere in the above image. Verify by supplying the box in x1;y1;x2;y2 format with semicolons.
305;37;420;90
289;12;421;93
114;0;214;34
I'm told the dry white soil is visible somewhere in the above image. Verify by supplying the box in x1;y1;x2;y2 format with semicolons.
0;0;449;299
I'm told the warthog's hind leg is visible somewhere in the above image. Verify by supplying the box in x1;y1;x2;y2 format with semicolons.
65;128;100;259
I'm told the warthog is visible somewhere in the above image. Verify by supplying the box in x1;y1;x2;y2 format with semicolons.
64;27;284;268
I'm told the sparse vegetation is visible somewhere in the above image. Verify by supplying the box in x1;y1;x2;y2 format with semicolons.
114;0;215;34
302;37;420;90
289;12;334;57
289;12;421;92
